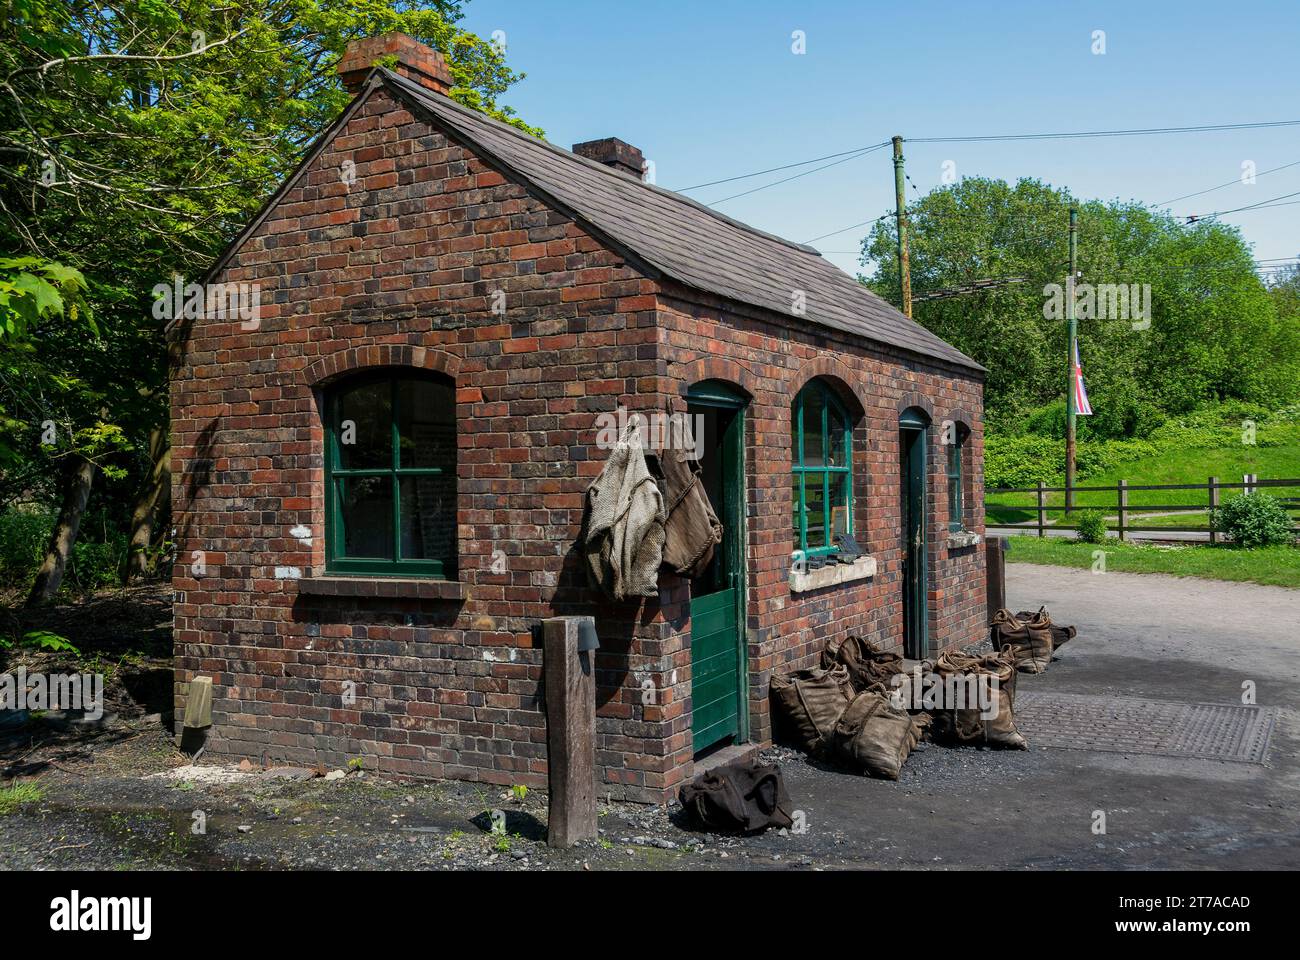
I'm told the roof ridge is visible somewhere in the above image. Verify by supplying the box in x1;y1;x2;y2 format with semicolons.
379;69;825;259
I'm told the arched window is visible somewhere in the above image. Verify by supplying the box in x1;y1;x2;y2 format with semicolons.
791;380;852;558
325;371;456;578
946;422;970;532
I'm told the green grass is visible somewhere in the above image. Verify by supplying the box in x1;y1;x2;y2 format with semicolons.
0;782;44;815
988;437;1300;527
1006;535;1300;589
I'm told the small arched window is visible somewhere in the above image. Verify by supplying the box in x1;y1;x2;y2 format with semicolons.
325;371;456;578
946;422;970;532
791;379;852;558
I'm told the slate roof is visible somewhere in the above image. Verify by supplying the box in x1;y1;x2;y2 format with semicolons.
193;68;980;372
381;70;982;373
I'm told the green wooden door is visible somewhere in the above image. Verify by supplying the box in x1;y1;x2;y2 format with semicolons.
900;410;929;659
688;383;747;754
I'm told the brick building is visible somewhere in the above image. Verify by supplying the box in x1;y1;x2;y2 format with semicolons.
170;34;987;804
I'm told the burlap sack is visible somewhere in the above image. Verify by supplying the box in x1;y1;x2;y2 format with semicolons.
1016;607;1076;651
679;758;794;834
656;446;723;578
990;608;1053;674
829;688;924;780
928;650;1027;749
770;663;855;755
821;635;904;693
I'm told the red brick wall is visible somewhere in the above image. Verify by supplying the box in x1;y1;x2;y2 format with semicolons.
655;289;986;749
171;84;985;804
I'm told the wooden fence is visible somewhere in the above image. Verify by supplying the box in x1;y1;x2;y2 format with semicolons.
986;476;1300;542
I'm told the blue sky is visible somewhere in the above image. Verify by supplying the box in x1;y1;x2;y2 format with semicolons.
460;0;1300;279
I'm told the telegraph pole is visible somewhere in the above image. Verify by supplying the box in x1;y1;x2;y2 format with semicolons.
1065;204;1078;514
892;136;912;318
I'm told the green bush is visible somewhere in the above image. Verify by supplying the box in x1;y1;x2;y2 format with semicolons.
0;507;130;593
984;433;1061;489
1074;509;1108;543
1211;493;1296;548
69;532;129;592
1021;395;1165;441
1022;400;1070;440
0;508;52;587
1074;437;1161;477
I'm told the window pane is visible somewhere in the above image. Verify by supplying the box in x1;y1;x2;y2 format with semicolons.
337;476;394;559
397;378;455;469
804;472;828;549
949;475;962;526
337;380;391;470
827;403;846;467
828;472;849;539
947;439;960;476
400;474;456;563
801;388;826;466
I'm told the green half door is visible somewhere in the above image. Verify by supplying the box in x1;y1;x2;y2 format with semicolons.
900;408;929;659
688;382;747;755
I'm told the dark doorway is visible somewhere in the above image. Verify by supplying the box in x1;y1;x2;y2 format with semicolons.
899;409;930;659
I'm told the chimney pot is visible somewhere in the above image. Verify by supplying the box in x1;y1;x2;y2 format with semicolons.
338;32;453;96
572;138;646;181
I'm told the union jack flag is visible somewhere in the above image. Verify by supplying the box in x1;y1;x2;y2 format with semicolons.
1073;339;1092;416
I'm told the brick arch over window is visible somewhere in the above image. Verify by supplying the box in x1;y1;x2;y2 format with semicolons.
789;357;864;420
303;344;461;388
946;407;975;431
671;356;757;402
896;391;935;422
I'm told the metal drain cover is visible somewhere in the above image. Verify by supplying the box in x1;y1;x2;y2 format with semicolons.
1015;692;1277;764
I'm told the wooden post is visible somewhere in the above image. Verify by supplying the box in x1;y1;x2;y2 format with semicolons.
543;616;597;848
1036;482;1047;538
1209;476;1220;545
182;675;213;728
892;136;912;318
985;536;1006;619
1117;479;1128;542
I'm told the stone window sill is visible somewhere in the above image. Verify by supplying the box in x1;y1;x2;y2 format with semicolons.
947;530;982;550
789;555;877;593
297;575;467;601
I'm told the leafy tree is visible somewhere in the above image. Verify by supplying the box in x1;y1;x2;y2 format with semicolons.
0;0;534;595
1267;264;1300;323
860;177;1300;435
0;257;92;342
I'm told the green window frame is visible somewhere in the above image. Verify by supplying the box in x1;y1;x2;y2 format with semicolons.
791;380;852;558
325;370;457;578
947;424;967;532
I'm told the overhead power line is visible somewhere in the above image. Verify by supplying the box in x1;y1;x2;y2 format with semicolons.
706;143;891;205
1157;159;1300;206
803;213;892;245
677;119;1300;197
1189;189;1300;221
909;119;1300;144
673;142;890;192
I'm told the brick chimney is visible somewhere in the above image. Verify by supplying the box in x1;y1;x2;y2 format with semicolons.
338;32;453;96
572;138;646;180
